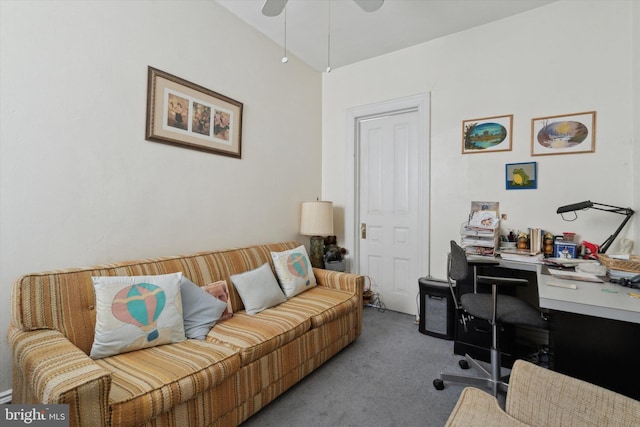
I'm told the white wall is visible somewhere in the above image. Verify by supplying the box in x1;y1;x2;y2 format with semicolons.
634;1;640;223
0;1;321;392
323;0;637;282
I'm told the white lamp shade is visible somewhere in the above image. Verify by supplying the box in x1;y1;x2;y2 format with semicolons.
300;201;334;236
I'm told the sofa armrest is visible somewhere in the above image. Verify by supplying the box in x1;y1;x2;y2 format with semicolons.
8;326;112;426
445;387;529;427
314;269;365;337
313;268;364;298
506;360;640;427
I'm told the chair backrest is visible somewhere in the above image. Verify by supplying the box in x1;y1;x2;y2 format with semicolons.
447;240;469;311
449;240;469;281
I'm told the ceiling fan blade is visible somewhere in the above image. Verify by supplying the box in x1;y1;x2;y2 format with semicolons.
262;0;288;17
353;0;384;13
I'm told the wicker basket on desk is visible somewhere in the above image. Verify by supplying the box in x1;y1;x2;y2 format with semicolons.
598;254;640;273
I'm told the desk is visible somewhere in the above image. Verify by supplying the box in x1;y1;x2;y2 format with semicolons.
476;257;640;400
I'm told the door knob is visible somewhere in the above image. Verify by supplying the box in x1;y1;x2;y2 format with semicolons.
361;223;367;239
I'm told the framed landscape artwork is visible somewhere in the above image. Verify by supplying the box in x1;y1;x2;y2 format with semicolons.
531;111;595;156
505;162;537;190
462;114;513;154
146;66;243;158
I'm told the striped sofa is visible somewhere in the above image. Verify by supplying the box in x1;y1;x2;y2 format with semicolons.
8;242;365;426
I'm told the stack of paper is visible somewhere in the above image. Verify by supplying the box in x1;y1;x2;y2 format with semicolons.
500;252;544;263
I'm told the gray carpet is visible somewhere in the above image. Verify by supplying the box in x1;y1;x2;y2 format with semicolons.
241;307;474;426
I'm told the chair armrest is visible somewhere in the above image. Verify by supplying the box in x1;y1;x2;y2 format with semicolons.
8;326;112;426
445;387;529;427
313;268;365;298
477;275;529;287
506;360;640;427
467;258;500;267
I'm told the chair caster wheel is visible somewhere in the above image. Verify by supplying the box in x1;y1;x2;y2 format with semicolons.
459;360;470;370
433;379;445;390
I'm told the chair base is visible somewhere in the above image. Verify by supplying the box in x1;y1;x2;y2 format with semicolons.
433;352;509;397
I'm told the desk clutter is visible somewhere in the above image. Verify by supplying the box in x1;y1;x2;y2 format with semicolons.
460;200;640;283
459;201;501;256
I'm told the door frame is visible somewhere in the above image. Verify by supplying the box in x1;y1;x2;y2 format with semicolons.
345;93;431;279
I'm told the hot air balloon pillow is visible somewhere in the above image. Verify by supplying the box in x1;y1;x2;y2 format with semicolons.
270;245;317;298
90;272;186;359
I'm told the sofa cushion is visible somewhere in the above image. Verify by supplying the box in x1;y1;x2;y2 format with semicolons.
180;276;228;339
90;273;186;359
281;286;360;328
270;245;316;298
203;280;234;321
230;263;287;315
206;308;311;365
95;339;240;427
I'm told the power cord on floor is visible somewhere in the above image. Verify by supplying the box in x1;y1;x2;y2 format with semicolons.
362;275;386;312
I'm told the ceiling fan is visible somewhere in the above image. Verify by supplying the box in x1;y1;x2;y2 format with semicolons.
262;0;384;17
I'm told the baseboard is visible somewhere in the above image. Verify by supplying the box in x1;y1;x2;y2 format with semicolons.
0;389;12;404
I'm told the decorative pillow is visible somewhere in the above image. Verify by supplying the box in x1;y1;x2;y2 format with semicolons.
90;272;186;359
230;263;287;315
271;245;317;298
203;280;234;321
180;276;228;339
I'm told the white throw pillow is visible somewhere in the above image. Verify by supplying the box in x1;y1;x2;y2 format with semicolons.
90;272;186;359
271;245;317;298
180;276;228;339
230;263;287;315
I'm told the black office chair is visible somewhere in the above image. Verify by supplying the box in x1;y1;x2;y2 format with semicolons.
433;240;547;396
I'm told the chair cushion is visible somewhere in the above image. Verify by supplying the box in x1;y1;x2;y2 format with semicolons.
95;339;240;427
461;293;546;328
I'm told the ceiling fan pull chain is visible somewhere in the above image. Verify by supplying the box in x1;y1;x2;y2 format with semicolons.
326;1;331;73
282;6;288;63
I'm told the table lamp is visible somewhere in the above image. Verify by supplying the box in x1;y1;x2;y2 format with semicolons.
556;200;635;253
300;201;334;268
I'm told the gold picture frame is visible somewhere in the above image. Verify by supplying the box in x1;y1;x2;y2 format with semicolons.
462;114;513;154
146;66;243;158
530;111;595;156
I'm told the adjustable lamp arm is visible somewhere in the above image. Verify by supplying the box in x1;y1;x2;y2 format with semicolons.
556;201;635;253
597;205;634;253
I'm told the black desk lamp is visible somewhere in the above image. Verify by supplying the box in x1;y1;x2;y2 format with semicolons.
556;201;635;253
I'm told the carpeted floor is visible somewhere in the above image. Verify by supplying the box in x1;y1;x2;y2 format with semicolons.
241;307;476;426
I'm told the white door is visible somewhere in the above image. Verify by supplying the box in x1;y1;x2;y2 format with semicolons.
358;110;422;314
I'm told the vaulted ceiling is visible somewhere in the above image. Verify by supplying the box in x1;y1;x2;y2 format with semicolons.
216;0;557;72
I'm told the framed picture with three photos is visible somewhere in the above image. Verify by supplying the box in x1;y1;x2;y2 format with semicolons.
146;66;243;158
